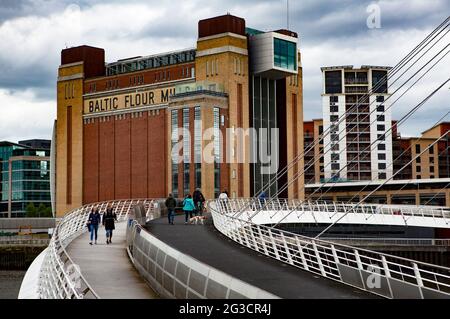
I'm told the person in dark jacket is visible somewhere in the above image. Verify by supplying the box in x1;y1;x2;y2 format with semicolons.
165;193;177;225
87;207;101;245
102;204;117;244
192;188;206;216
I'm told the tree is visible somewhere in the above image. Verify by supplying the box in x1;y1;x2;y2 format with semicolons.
26;203;37;217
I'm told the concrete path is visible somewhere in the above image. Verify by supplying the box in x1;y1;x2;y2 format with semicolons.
67;222;158;299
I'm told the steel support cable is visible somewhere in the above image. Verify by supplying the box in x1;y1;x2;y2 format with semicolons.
343;139;450;205
268;78;450;228
232;17;450;219
247;26;450;215
284;115;450;225
250;18;450;201
314;126;450;239
280;58;450;220
286;40;450;201
309;49;450;202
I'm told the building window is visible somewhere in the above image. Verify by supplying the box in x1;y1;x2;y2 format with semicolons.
213;108;221;198
377;105;385;112
372;70;388;93
171;110;179;197
378;173;387;179
330;96;338;103
183;108;190;196
416;166;421;173
331;144;339;151
416;157;421;163
416;175;421;179
430;166;435;173
331;153;339;161
376;96;385;102
378;163;386;169
194;107;202;189
331;163;340;170
377;134;385;141
330;115;339;122
378;144;386;150
274;38;297;71
415;144;420;153
377;115;385;122
331;134;339;142
430;157;434;163
429;146;434;154
378;153;386;160
325;71;342;94
377;124;385;131
330;105;338;113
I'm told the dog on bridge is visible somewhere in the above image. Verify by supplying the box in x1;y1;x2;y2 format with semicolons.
189;215;207;225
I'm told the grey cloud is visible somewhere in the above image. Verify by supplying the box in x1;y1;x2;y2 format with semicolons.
0;0;448;142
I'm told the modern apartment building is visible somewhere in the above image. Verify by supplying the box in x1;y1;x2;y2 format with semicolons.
393;122;450;180
321;65;392;182
0;140;51;218
54;14;304;217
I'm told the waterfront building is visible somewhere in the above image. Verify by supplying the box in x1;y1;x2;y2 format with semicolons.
55;14;304;217
0;141;51;218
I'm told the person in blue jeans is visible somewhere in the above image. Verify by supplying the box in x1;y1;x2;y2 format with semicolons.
165;193;177;225
183;194;196;224
87;207;101;245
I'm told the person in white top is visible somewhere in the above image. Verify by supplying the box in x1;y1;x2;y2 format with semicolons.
218;190;229;199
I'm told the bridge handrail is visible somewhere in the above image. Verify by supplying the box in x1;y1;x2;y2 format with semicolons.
209;198;450;299
227;198;450;220
37;199;158;299
312;237;450;247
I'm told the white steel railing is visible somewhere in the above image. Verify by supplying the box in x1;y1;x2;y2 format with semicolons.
37;199;158;299
319;238;450;247
224;198;450;222
209;199;450;299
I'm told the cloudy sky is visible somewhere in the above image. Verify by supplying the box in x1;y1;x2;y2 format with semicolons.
0;0;449;142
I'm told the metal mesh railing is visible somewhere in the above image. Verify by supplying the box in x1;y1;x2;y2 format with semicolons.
37;199;158;299
209;199;450;299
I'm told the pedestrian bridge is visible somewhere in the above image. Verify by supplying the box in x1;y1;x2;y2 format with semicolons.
18;199;450;299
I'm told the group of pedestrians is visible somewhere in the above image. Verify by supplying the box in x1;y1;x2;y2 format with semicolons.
165;188;208;224
165;188;233;224
87;204;117;245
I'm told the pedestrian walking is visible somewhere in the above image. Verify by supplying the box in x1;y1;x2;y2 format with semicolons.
258;191;267;209
193;188;206;216
218;189;229;199
218;189;229;211
165;193;177;225
182;194;196;224
102;204;117;244
87;207;101;245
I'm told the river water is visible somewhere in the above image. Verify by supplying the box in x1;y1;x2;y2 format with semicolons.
0;271;26;299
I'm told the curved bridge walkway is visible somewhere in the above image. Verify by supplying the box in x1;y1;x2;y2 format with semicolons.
145;213;378;299
67;222;158;299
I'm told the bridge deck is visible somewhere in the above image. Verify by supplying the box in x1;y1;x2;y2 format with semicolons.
67;222;158;299
145;214;378;299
